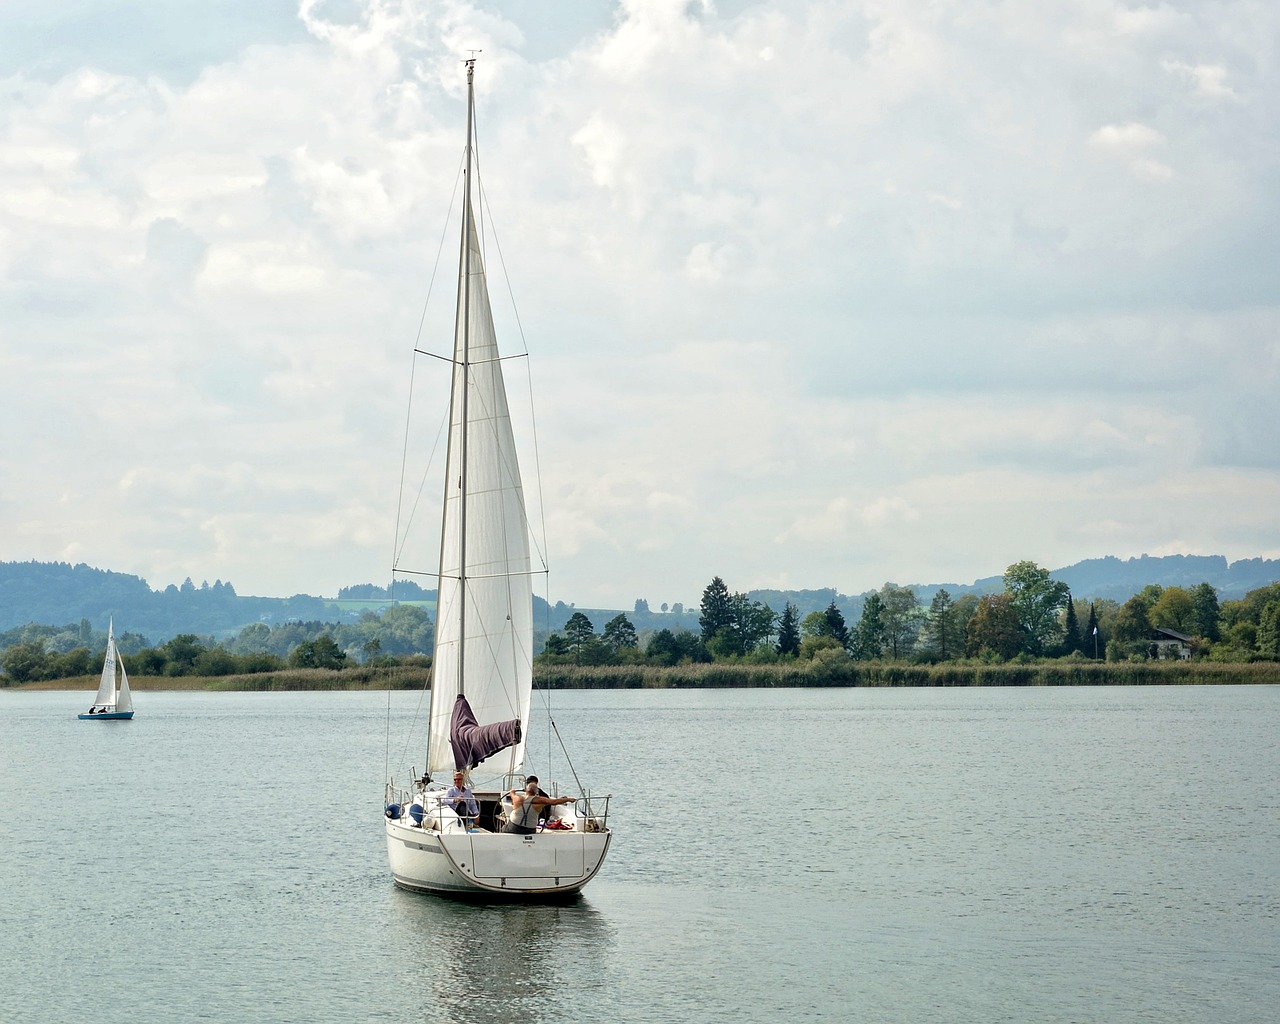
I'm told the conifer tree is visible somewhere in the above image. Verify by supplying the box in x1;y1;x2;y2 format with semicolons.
1063;594;1081;654
922;588;961;661
852;593;885;660
698;576;732;643
823;600;850;650
776;602;801;657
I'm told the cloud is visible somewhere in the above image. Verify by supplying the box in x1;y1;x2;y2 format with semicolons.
1;0;1279;608
1162;59;1240;101
1089;122;1173;180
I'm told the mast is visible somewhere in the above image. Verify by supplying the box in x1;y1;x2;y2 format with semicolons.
424;60;477;777
458;58;475;702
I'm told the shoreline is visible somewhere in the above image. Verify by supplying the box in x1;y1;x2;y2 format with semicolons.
6;661;1278;692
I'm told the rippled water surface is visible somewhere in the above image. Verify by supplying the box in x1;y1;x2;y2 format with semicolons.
2;685;1277;1023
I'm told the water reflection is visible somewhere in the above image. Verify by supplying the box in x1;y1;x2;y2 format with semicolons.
388;889;614;1024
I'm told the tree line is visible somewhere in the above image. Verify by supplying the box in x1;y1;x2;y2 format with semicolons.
6;560;1279;685
535;563;1280;669
0;606;433;684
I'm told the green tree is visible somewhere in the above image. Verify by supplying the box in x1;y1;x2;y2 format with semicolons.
1112;596;1152;643
800;602;849;651
289;633;346;669
541;633;569;657
563;612;596;661
1258;600;1280;660
645;628;681;666
52;647;94;678
1002;561;1069;655
733;593;777;653
194;647;238;676
645;629;708;666
879;584;920;660
377;604;434;656
704;591;775;659
822;601;849;650
801;611;828;639
162;634;207;675
920;589;962;661
1190;583;1221;641
1062;595;1082;655
231;622;272;654
852;593;885;660
965;594;1023;660
1;641;49;683
1150;587;1195;633
698;577;733;643
602;614;638;653
775;603;801;657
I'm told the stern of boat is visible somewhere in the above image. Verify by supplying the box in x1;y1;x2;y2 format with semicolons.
384;789;612;899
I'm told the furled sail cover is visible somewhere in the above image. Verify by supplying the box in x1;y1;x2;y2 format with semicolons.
426;202;533;781
450;694;522;771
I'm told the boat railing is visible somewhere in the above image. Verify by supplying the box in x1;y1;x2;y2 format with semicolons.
575;793;611;833
498;773;612;833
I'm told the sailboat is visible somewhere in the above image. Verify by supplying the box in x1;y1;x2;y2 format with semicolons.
78;619;134;720
382;59;612;899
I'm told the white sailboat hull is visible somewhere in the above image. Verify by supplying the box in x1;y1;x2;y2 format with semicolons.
385;817;611;899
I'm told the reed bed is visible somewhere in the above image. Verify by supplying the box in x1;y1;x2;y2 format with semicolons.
11;661;1277;692
531;660;1280;689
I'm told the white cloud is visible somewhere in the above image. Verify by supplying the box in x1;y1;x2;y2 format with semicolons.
1;0;1279;608
1089;122;1165;151
1089;121;1173;181
1162;59;1240;101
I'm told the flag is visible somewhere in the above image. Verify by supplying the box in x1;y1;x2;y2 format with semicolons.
1092;626;1098;635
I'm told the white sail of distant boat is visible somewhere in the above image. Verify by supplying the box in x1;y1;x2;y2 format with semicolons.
382;59;612;899
79;619;135;720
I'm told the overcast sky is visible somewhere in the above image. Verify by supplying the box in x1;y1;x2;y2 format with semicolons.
2;0;1277;610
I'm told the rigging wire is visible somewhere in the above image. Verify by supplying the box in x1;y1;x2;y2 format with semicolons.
392;150;467;578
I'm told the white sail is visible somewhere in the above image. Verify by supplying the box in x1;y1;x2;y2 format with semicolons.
116;650;133;714
92;620;120;708
426;204;533;782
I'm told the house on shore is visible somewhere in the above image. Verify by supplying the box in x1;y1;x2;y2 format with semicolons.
1152;626;1194;660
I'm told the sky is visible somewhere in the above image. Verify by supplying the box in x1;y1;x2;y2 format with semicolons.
2;0;1278;610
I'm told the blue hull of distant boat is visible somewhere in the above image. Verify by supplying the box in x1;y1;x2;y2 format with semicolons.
78;711;134;720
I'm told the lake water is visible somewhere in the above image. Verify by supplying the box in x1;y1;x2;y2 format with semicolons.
2;685;1277;1023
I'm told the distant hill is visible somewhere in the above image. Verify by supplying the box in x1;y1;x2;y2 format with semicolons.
3;554;1278;645
743;555;1280;626
0;560;345;642
908;554;1280;605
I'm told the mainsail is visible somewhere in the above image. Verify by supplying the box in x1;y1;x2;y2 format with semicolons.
425;201;533;781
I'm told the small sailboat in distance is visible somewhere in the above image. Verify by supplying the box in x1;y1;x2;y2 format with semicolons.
79;619;134;720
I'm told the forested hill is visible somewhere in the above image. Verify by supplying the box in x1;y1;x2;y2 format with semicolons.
754;555;1280;625
0;561;345;639
4;554;1279;645
936;554;1280;605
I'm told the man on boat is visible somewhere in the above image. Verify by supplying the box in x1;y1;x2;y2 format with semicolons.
503;776;574;835
445;770;479;828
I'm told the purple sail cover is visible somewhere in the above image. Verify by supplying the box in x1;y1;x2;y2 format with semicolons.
450;694;522;771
